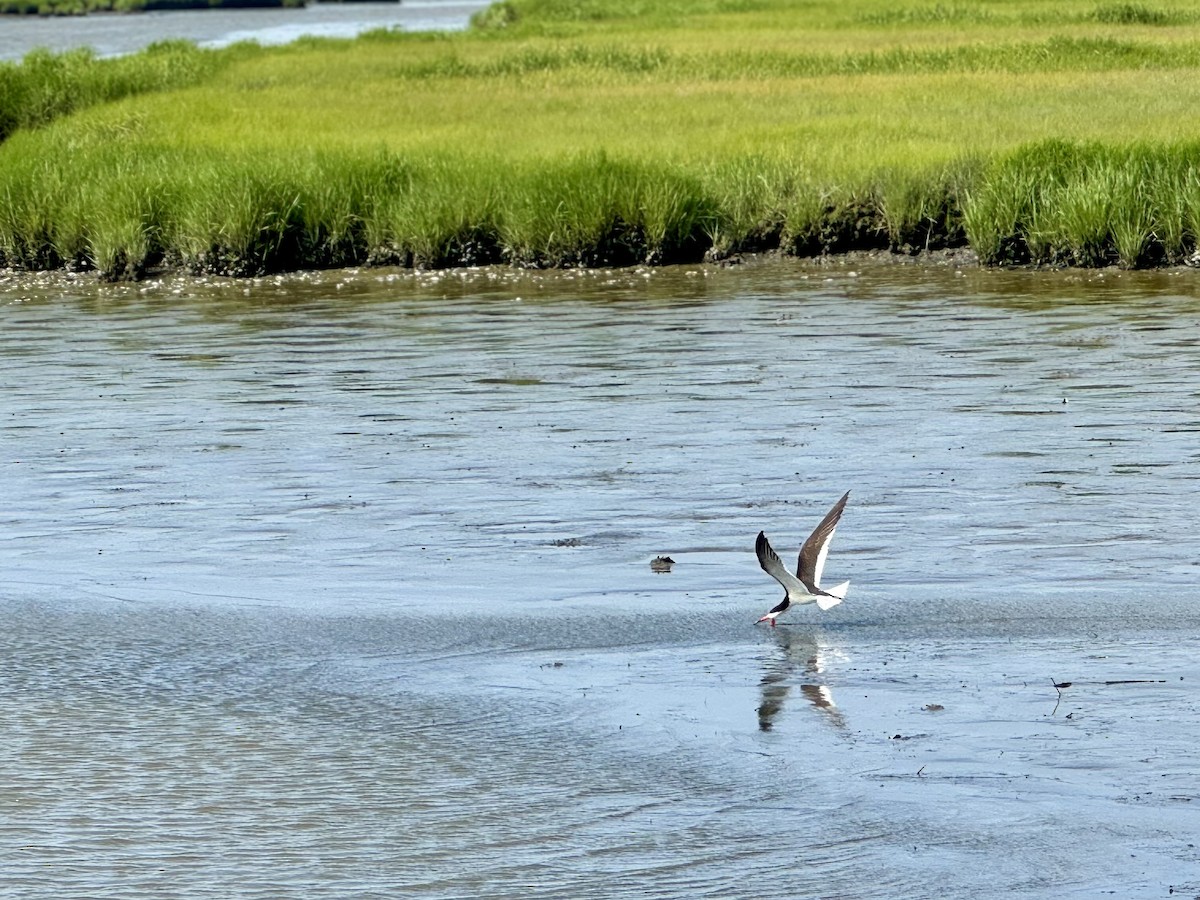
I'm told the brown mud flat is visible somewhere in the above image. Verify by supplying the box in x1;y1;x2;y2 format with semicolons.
724;244;1200;275
14;242;1200;287
717;246;983;270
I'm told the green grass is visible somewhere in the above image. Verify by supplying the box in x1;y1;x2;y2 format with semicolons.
2;0;1200;277
0;41;226;142
963;141;1200;267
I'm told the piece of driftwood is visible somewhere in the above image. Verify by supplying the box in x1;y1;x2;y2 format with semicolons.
1051;678;1167;716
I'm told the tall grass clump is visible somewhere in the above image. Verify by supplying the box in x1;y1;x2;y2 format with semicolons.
66;167;171;279
495;154;718;266
368;158;501;268
964;140;1200;268
0;153;70;270
693;157;790;256
497;154;650;266
0;41;226;142
858;4;994;26
0;126;422;277
633;165;718;264
470;0;779;30
1090;3;1172;25
777;180;886;256
365;153;721;269
164;153;394;277
876;159;979;252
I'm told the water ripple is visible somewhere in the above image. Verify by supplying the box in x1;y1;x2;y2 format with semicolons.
3;262;1200;897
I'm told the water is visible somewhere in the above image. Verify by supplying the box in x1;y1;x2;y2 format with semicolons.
0;0;488;61
2;260;1200;898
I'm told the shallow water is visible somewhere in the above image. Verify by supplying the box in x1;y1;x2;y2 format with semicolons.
2;260;1200;897
0;0;486;61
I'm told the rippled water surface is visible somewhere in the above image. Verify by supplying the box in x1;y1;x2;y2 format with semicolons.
0;0;485;61
3;260;1200;898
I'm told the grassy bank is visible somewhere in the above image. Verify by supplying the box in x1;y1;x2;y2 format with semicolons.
1;0;1199;277
0;41;225;142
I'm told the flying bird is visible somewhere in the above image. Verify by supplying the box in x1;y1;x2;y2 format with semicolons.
755;491;851;627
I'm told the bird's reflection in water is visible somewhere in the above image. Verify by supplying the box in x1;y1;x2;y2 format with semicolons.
757;628;846;731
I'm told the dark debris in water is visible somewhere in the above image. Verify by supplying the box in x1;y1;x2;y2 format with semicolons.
1054;679;1167;689
650;555;675;573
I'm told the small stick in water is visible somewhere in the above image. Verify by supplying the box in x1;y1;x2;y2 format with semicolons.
1051;678;1166;716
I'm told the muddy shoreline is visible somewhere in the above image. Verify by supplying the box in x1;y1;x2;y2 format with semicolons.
13;243;1200;287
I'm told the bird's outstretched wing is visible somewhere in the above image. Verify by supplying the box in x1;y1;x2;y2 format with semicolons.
798;491;850;592
757;530;805;597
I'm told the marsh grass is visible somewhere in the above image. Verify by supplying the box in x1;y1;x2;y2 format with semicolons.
5;131;1199;277
382;37;1200;81
697;157;797;256
0;41;224;142
1090;3;1181;25
478;0;1200;33
370;160;500;268
2;0;1200;276
963;141;1200;268
0;140;975;276
0;156;63;270
877;161;978;253
858;5;996;26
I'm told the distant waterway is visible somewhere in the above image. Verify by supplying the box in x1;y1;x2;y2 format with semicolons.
3;260;1200;898
0;0;487;60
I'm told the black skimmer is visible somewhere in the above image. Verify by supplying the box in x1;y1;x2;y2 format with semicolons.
755;491;851;627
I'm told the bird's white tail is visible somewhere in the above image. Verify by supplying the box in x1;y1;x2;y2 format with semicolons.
816;580;850;611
